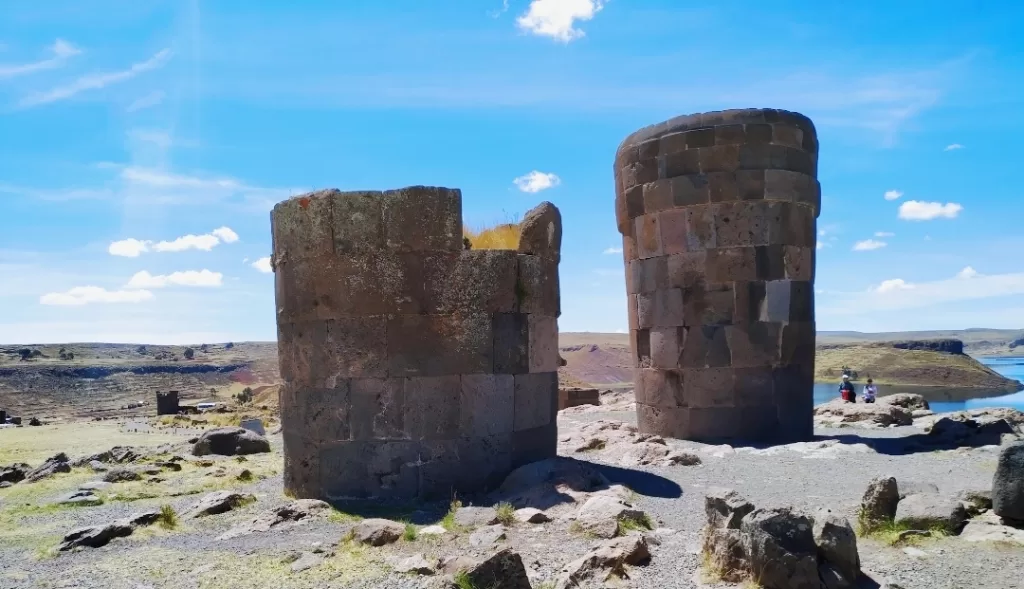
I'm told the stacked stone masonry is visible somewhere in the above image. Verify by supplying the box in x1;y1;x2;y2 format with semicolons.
614;109;818;444
272;187;561;502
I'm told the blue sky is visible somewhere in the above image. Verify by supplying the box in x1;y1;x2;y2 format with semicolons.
1;0;1023;344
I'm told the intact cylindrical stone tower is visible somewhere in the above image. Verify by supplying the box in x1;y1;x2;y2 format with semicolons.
272;187;561;501
614;109;818;444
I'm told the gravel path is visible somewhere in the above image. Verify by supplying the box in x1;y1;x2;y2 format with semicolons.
2;411;1023;589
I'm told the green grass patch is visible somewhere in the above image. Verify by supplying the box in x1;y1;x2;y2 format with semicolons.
453;570;476;589
856;515;949;546
157;504;178;529
441;499;463;531
617;513;654;535
403;522;418;542
494;502;516;526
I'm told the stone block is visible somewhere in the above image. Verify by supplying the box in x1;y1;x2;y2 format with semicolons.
658;131;688;156
457;434;514;493
636;368;686;408
637;256;669;293
350;378;407;441
319;440;420;501
725;322;781;368
708;171;739;203
271;192;335;261
331;191;385;252
754;245;786;281
685;368;736;408
764;280;793;322
633;328;651;368
636;403;689;436
705;247;757;283
493;313;529;374
715;124;746;145
699;145;741;173
636;288;684;328
671;174;710;207
277;322;297;383
276;256;320;323
715;202;770;248
624;185;645;220
643;180;674;213
733;367;775;407
680;325;731;369
405;375;462;441
683;206;717;250
736;169;766;201
686;128;716;149
283;431;321;499
789;281;814;322
387;314;494;377
650;326;681;369
416;439;461;499
667;251;707;289
732;281;767;325
627;295;639;331
303;385;352;444
621;158;659;192
635;214;663;259
662;148;701;178
685;408;743;441
316;316;388;380
461;375;515;437
518;201;562;260
622;231;636;262
517;254;560;316
782;203;816;247
744;123;774;144
426;250;518;314
380;186;462;251
771;124;804;149
511;422;557;468
779;321;816;366
683;282;734;326
528;315;560;373
558;387;601;410
513;372;558;431
659;209;689;255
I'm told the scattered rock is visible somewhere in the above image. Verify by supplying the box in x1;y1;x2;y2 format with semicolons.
123;511;162;527
742;508;821;589
187;491;256;518
0;463;28;485
103;468;142;483
58;522;133;551
420;525;447;536
351;518;405;546
861;476;899;526
454;506;499;528
457;548;532;589
218;499;331;540
57;490;103;507
439;555;477;575
955;489;993;516
895;494;968;534
72;446;144;467
897;480;939;499
514;507;551;524
554;535;651;589
993;442;1024;522
814;399;912;427
28;417;42;426
960;512;1024;545
394;553;435;575
877;393;929;411
290;552;324;574
912;410;934;419
24;453;71;483
559;419;702;468
574;495;648;539
192;427;271;456
813;508;859;582
470;524;507;547
154;461;182;472
88;460;109;473
926;415;1017;446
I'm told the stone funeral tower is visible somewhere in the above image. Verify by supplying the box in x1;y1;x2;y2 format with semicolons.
614;109;819;443
272;187;561;501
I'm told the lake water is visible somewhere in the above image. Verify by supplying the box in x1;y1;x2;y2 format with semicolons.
812;356;1024;413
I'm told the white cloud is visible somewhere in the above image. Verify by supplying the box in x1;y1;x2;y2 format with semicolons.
956;266;979;279
211;227;240;244
603;247;622;255
853;239;887;251
121;167;240;190
108;238;150;257
490;0;510;17
884;190;903;201
816;242;829;250
876;279;914;293
944;143;964;151
20;48;172;107
126;270;223;289
0;39;80;79
126;90;165;112
40;286;154;306
153;234;222;252
513;170;561;193
874;231;895;238
898;200;963;221
252;257;273;273
517;0;605;43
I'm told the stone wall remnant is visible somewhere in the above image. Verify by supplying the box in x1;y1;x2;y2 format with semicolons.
155;391;179;416
558;387;600;410
273;187;561;501
614;109;818;443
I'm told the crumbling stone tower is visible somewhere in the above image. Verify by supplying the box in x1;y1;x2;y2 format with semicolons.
272;187;561;501
614;109;818;443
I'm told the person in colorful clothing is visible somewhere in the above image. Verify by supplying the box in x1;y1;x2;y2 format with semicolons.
862;378;877;403
838;374;856;403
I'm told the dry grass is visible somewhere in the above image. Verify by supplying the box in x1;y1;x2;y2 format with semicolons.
463;221;521;250
0;423;183;464
815;345;1016;388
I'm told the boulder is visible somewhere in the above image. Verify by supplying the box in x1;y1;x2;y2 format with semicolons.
88;460;109;473
186;491;256;518
706;487;755;530
289;552;324;574
813;508;859;582
517;201;562;261
454;506;499;528
192;427;271;456
554;535;651;589
574;495;648;539
0;463;28;485
927;416;1016;445
993;442;1024;522
58;523;133;551
742;508;821;589
492;457;610;512
218;499;331;540
72;446;143;467
103;468;142;483
960;512;1024;545
955;489;993;516
420;525;448;536
457;548;532;589
469;524;507;548
877;394;929;411
514;507;551;524
395;553;435;575
895;494;968;534
57;490;103;507
860;477;899;526
28;417;42;426
351;518;404;546
813;400;912;427
24;453;71;483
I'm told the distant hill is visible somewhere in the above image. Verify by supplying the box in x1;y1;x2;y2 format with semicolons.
818;328;1024;356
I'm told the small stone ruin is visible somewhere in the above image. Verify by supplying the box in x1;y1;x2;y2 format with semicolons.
272;187;561;501
155;391;179;416
614;108;819;443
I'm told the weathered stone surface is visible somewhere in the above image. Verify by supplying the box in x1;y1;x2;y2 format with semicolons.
926;415;1017;446
25;453;71;483
514;507;551;523
192;427;271;456
861;476;899;525
993;442;1024;522
459;548;532;589
219;499;331;540
814;399;913;427
877;393;929;411
895;494;968;533
558;387;600;410
617;110;817;443
0;463;28;484
352;518;405;546
742;508;820;589
813;508;859;582
57;490;103;507
59;522;133;551
290;552;324;574
273;188;560;501
186;491;256;518
469;524;507;547
103;467;142;483
394;553;436;575
554;535;651;589
961;511;1024;545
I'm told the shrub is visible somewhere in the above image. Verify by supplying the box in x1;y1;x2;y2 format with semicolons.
225;342;234;349
183;348;195;360
403;522;418;541
494;502;516;526
463;219;521;250
158;504;179;529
